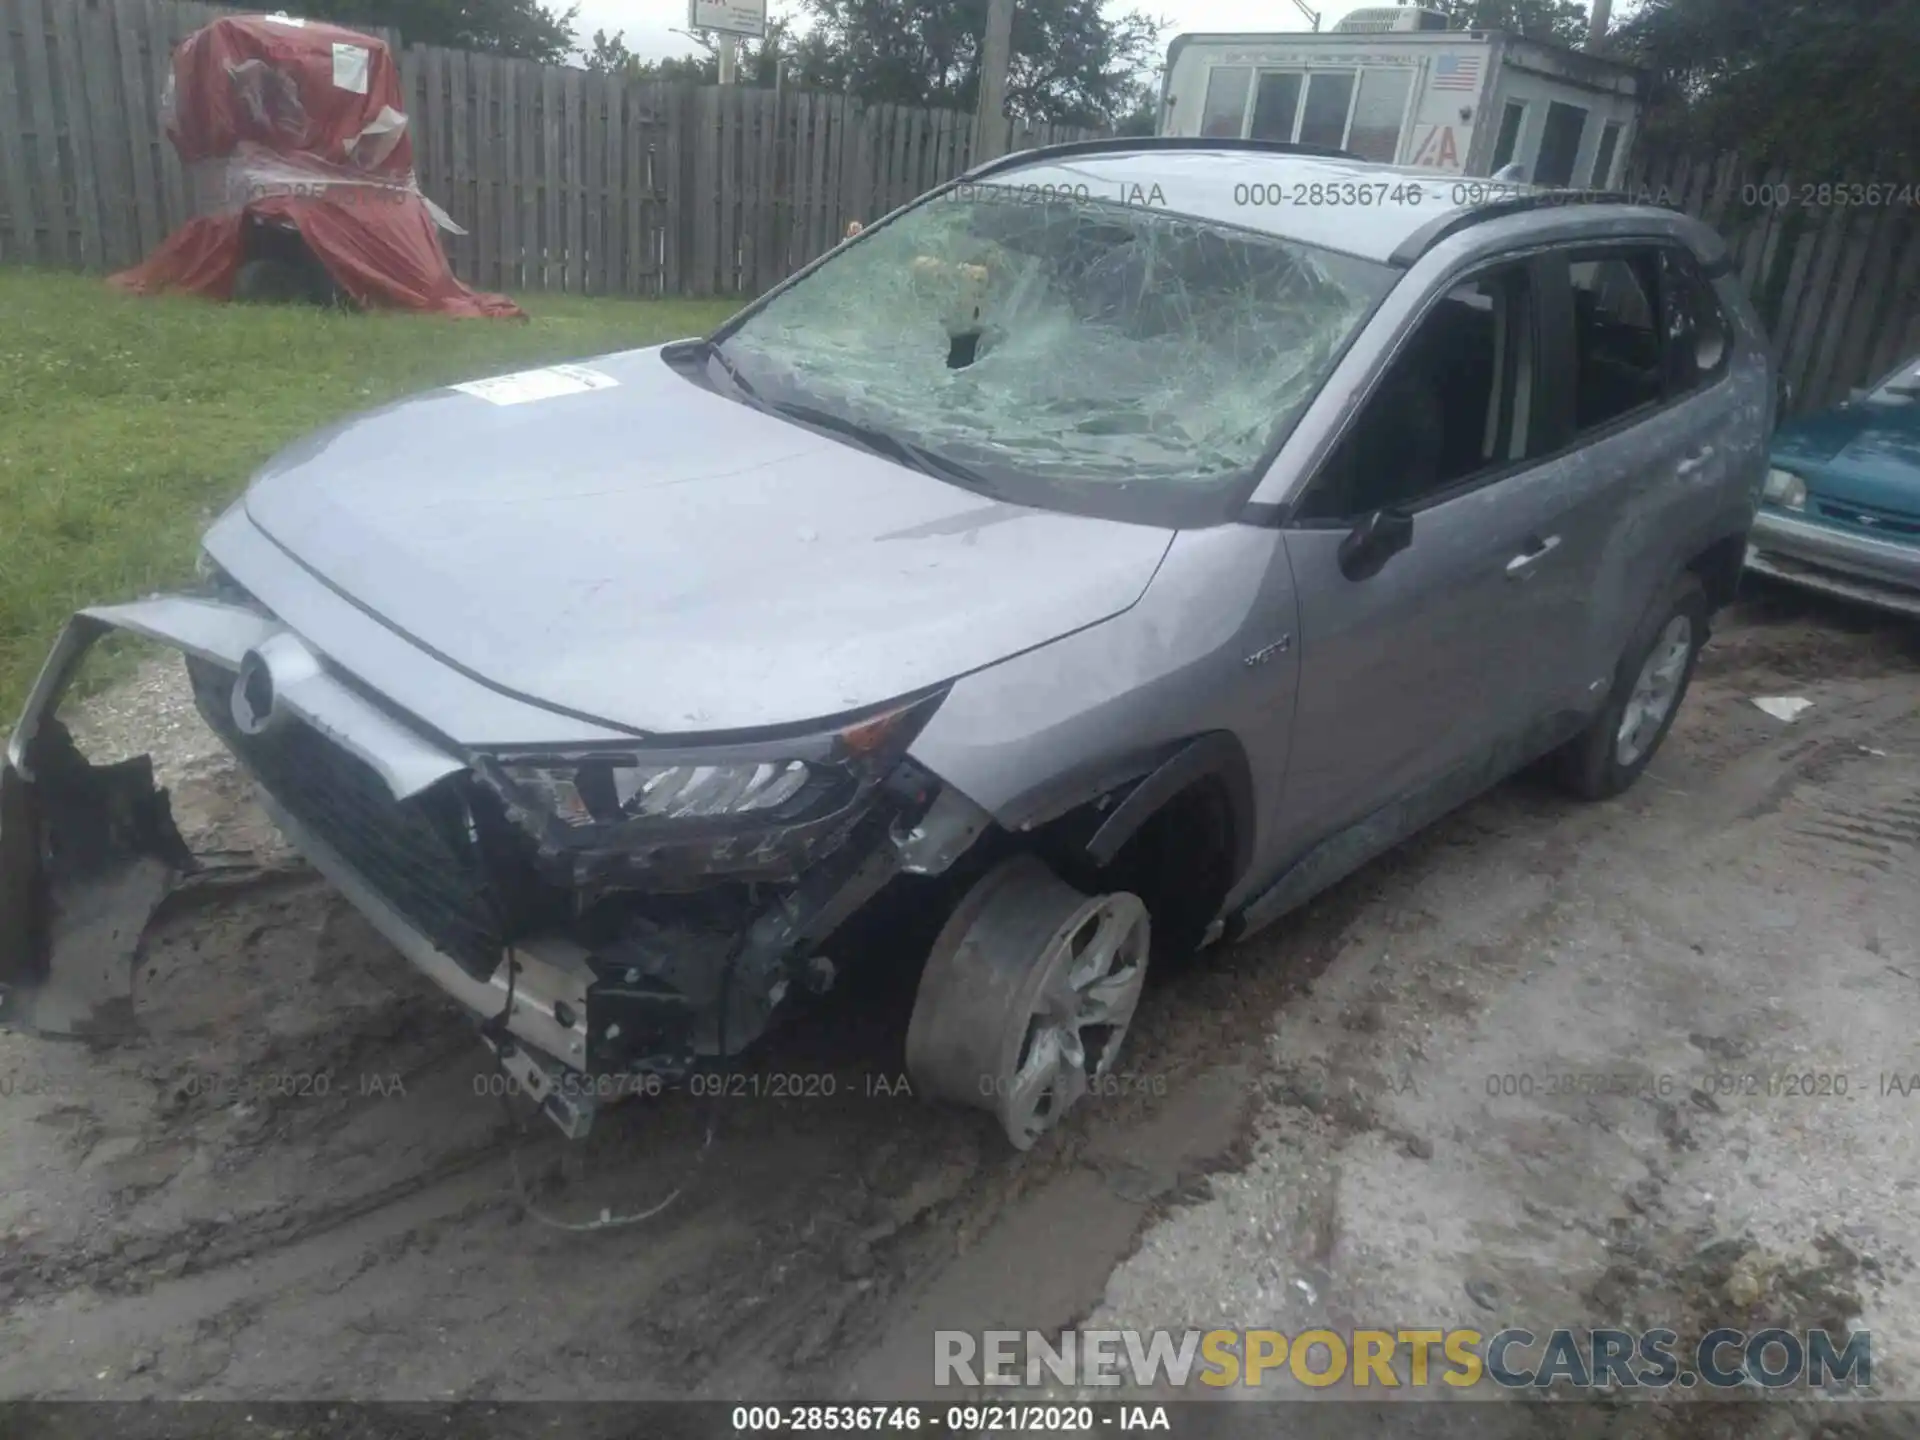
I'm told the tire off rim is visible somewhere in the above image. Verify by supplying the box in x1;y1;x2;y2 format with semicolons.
905;854;1150;1150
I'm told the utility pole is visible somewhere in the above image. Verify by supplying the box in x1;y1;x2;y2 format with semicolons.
972;0;1014;163
1586;0;1613;48
718;31;739;85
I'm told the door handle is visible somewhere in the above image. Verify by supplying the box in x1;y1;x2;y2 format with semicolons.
1676;446;1716;477
1505;534;1561;578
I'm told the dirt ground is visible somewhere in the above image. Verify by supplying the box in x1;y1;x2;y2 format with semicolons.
0;581;1916;1423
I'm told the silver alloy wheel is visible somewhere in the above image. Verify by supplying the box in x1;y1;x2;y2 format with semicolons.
1615;613;1694;768
905;854;1150;1150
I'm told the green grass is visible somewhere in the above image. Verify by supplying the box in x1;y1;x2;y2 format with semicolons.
0;269;738;719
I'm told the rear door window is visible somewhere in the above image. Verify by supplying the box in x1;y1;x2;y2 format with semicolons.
1564;250;1664;433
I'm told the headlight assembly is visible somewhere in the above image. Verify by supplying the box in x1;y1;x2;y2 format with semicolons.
509;757;827;828
1762;467;1808;510
491;692;943;835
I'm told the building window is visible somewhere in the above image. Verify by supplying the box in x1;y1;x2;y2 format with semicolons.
1590;121;1622;188
1298;71;1357;149
1250;71;1305;141
1247;67;1366;149
1200;66;1252;138
1491;101;1526;171
1347;69;1414;162
1535;101;1589;186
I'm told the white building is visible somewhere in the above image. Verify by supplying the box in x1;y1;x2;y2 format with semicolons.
1158;7;1645;186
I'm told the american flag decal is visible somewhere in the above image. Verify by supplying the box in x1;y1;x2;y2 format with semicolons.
1433;54;1482;91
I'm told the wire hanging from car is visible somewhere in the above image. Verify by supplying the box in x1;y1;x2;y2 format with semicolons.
485;929;747;1234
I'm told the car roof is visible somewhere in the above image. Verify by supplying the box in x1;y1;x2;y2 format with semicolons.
971;139;1684;267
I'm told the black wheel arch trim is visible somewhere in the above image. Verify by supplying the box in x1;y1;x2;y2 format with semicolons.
1082;731;1256;884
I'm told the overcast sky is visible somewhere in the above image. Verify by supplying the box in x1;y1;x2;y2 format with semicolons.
575;0;1398;66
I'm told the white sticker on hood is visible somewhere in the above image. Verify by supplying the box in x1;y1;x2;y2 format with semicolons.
332;42;370;94
450;364;620;406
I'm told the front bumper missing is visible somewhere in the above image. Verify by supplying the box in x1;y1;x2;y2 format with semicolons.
1747;511;1920;618
1;596;966;1137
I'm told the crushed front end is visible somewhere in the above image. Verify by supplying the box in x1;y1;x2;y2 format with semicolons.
0;586;985;1139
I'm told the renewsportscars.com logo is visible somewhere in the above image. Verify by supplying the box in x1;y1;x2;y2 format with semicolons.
934;1327;1872;1392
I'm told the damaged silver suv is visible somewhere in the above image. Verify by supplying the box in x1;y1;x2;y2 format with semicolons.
0;140;1771;1148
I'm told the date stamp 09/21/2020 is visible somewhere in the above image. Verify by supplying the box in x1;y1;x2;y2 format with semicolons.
1478;1069;1920;1101
5;1063;1918;1111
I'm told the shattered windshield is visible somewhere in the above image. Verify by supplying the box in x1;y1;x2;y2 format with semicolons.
716;184;1395;524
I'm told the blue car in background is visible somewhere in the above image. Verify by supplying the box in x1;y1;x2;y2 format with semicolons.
1749;357;1920;617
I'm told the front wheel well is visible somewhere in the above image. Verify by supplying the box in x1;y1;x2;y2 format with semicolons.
1036;774;1240;966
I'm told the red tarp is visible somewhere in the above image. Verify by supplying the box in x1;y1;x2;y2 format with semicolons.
109;13;522;319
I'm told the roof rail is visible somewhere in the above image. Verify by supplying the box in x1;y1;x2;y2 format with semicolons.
1388;189;1641;266
964;135;1364;180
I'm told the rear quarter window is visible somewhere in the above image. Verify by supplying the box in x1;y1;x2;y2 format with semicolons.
1658;245;1732;394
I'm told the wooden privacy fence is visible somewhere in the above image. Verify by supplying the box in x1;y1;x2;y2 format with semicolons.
0;0;1099;297
1629;150;1920;415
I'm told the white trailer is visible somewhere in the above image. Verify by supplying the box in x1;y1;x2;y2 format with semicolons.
1158;10;1644;188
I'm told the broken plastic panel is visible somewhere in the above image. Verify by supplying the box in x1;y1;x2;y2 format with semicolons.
0;621;194;1036
723;191;1396;488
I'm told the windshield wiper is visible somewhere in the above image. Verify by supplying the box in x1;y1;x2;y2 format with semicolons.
697;338;764;403
771;401;997;494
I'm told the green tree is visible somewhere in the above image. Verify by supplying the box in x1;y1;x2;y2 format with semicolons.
1110;70;1162;137
587;21;794;87
783;0;1162;127
1427;0;1590;47
1617;0;1920;171
303;0;577;60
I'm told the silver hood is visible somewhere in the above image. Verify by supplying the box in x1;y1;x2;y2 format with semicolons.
239;346;1176;736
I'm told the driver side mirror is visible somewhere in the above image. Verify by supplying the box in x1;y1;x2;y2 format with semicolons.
1338;508;1415;581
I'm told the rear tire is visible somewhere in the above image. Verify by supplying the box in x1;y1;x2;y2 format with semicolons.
1554;573;1708;801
